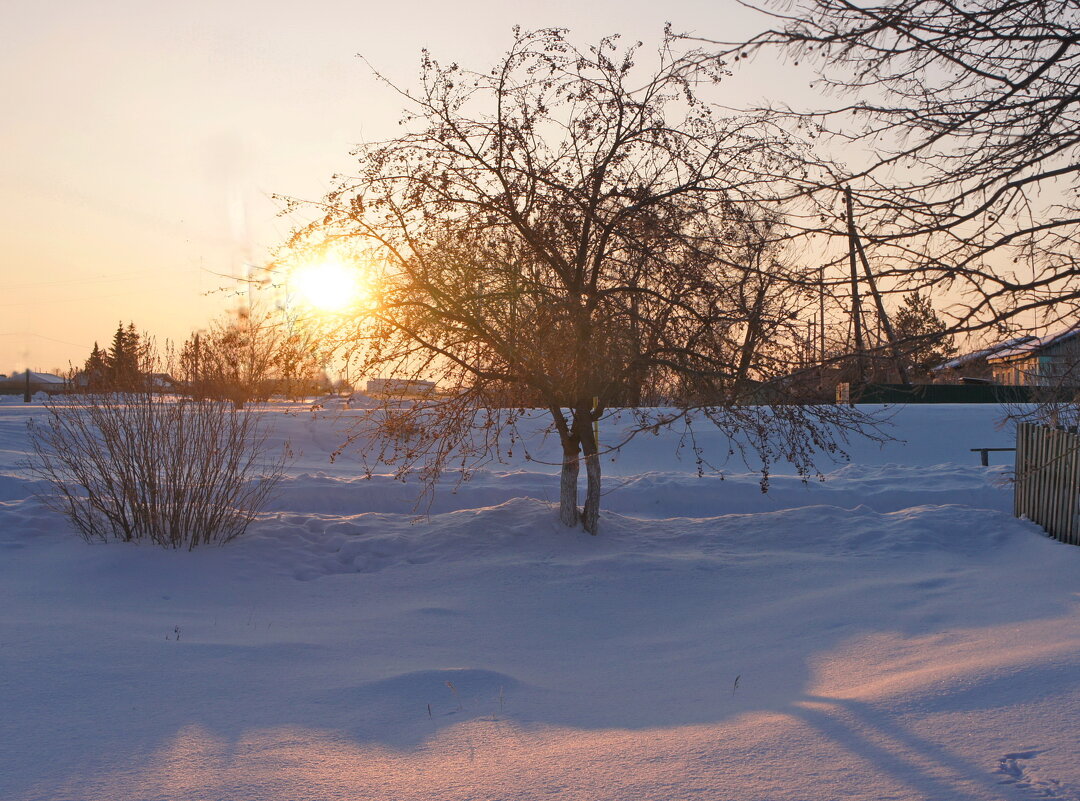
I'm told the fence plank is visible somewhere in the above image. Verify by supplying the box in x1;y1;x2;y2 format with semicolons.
1056;429;1069;538
1044;428;1054;532
1064;438;1071;542
1065;436;1074;543
1067;436;1075;548
1032;423;1042;524
1022;422;1032;519
1013;424;1025;519
1041;428;1050;530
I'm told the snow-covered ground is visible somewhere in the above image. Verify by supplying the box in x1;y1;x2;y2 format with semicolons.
2;401;1078;801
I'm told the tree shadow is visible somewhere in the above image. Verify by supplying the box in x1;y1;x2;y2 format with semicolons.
790;695;1025;801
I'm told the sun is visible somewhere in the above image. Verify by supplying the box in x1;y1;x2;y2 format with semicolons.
290;256;365;313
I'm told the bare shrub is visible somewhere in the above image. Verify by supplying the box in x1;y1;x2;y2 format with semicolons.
28;391;287;548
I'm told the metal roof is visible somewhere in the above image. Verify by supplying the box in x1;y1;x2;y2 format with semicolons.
930;335;1037;371
986;324;1080;363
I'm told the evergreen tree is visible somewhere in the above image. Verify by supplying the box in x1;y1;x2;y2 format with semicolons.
105;322;143;390
179;331;208;399
82;342;108;389
894;293;958;379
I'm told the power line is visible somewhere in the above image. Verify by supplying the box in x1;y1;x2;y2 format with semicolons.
0;332;86;348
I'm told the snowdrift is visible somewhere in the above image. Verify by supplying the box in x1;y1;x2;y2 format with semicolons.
2;402;1078;801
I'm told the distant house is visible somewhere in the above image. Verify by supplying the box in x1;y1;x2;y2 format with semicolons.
71;370;177;391
148;372;177;390
365;378;437;397
0;371;67;394
929;336;1037;383
985;325;1080;386
71;369;103;389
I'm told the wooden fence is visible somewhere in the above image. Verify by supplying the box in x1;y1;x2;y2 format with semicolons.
1014;423;1080;545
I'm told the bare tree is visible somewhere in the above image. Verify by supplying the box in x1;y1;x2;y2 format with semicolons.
180;307;324;407
289;29;883;533
699;0;1080;341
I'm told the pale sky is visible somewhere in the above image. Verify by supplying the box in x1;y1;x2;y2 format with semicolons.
1;0;787;374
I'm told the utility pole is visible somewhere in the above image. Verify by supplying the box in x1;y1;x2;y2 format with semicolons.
845;187;865;383
818;264;826;362
845;187;911;385
23;368;31;403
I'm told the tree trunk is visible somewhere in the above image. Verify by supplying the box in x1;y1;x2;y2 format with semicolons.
576;408;601;535
559;438;580;527
582;449;601;535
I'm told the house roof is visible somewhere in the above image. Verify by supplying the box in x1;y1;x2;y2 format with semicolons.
0;371;65;388
986;323;1080;363
27;371;66;384
930;335;1037;372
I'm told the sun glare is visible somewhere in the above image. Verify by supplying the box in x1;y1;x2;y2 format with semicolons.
291;257;364;314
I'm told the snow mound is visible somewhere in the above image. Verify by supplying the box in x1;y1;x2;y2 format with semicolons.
0;391;50;405
255;497;571;580
318;667;527;733
241;497;1039;583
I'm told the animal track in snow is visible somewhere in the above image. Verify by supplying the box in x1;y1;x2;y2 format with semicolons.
997;750;1080;800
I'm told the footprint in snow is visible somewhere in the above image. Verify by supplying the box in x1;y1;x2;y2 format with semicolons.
997;750;1080;800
